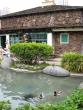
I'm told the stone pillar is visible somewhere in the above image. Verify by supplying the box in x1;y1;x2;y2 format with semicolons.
6;34;10;57
47;33;53;46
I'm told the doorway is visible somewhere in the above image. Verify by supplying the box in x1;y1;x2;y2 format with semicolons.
0;36;6;48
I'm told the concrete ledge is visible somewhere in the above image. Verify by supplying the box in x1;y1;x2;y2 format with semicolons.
10;68;42;73
70;73;83;77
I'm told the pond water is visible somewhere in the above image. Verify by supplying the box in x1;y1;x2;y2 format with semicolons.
0;68;83;108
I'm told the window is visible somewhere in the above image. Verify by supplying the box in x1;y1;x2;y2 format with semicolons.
30;33;47;43
9;34;20;45
60;33;69;44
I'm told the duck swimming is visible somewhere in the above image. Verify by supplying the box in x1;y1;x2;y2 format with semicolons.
54;91;62;96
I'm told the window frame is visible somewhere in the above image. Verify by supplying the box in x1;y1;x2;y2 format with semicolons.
30;33;47;43
60;33;69;44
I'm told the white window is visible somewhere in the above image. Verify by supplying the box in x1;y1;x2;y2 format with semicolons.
30;33;47;43
60;33;69;44
9;34;20;45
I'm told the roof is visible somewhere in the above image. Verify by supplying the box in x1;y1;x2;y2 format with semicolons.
1;5;83;18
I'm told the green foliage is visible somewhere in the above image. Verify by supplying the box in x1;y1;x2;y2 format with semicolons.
69;89;83;109
61;52;83;73
0;101;11;110
11;61;49;71
10;43;53;64
16;89;83;110
0;59;2;64
16;103;34;110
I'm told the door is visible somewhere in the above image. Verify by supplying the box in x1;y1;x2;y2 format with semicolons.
0;36;6;48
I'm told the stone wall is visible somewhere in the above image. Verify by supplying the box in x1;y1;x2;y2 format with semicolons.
54;32;83;55
1;10;82;30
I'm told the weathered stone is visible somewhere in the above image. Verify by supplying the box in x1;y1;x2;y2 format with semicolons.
1;11;82;30
54;32;83;55
43;66;70;77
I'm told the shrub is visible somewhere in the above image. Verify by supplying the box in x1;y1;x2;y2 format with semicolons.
10;43;53;64
0;101;11;110
16;103;34;110
61;52;83;73
70;89;83;109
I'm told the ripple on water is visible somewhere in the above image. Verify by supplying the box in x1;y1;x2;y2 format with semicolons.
0;68;82;108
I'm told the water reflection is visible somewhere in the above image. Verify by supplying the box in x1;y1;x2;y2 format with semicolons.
0;68;82;107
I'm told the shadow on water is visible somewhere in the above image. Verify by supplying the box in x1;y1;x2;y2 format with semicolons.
0;58;83;109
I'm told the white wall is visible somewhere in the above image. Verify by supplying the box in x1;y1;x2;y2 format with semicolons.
6;34;10;49
6;34;10;57
47;33;54;46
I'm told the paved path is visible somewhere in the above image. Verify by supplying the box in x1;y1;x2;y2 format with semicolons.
1;55;11;69
46;58;61;66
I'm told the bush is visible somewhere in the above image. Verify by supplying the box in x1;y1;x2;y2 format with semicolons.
61;52;83;73
16;103;34;110
10;43;53;64
70;89;83;109
0;101;11;110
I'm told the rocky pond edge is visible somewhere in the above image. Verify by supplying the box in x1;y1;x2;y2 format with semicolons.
9;67;83;77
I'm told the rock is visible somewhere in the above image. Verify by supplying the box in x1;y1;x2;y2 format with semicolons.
43;66;70;77
23;94;38;101
79;82;83;89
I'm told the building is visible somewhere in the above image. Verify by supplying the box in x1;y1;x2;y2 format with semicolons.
0;0;83;55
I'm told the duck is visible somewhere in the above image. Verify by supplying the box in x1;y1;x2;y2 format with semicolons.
54;91;62;96
39;92;45;99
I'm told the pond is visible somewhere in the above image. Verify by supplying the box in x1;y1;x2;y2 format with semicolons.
0;68;83;108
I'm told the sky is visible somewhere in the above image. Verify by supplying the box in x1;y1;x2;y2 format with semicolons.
0;0;83;13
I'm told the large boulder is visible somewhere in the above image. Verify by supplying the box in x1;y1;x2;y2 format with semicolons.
43;66;70;77
79;82;83;89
